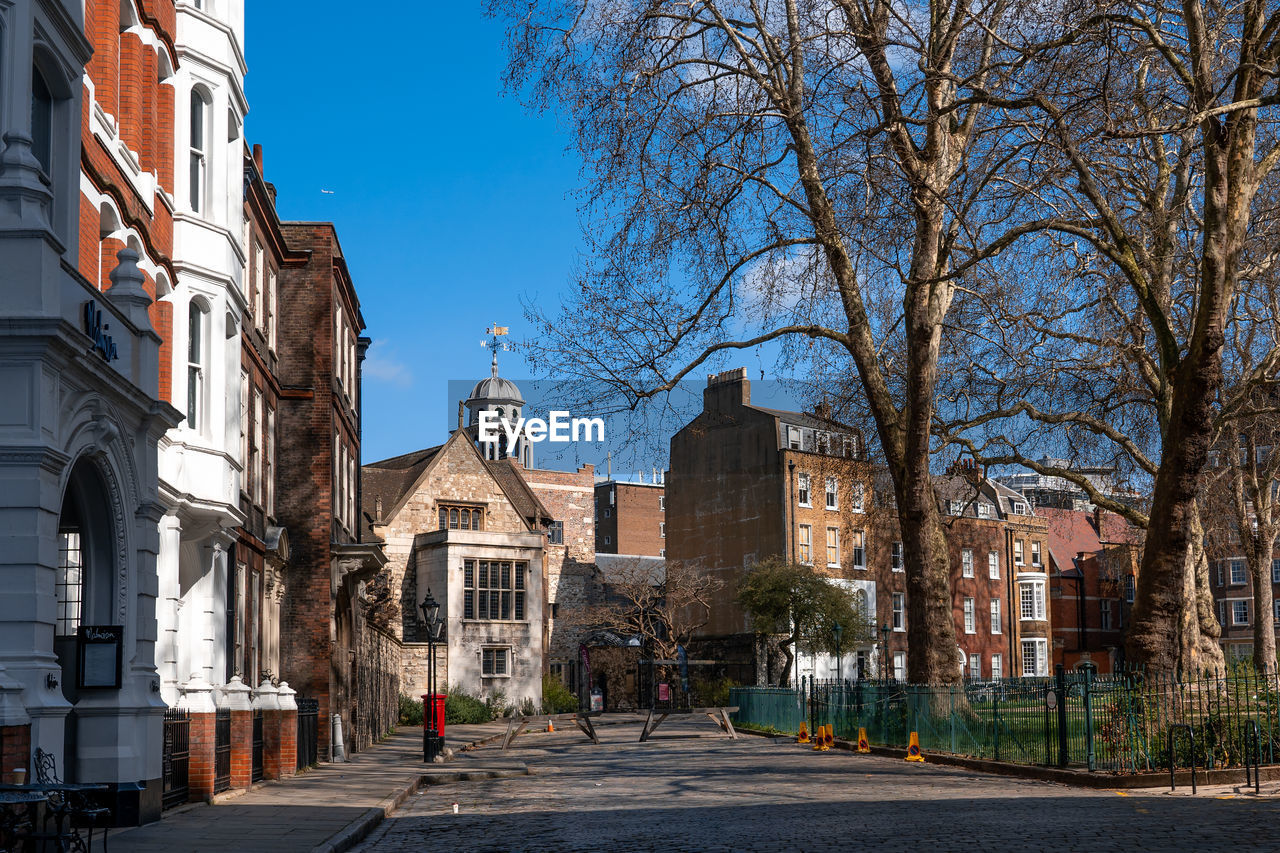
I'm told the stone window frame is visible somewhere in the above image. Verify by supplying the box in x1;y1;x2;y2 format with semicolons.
439;504;484;531
462;559;527;622
481;646;511;678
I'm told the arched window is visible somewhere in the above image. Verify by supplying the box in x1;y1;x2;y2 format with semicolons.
31;65;54;175
189;89;208;212
187;300;206;430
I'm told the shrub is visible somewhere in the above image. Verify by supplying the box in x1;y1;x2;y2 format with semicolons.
485;687;514;718
542;675;579;714
694;676;735;708
398;694;424;726
445;685;493;725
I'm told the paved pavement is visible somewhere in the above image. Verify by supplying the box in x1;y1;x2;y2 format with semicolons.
355;720;1280;853
110;721;522;853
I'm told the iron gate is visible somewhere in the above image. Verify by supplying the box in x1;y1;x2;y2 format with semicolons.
162;708;190;809
213;707;231;793
251;707;264;783
296;698;319;770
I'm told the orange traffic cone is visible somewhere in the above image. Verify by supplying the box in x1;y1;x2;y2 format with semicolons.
824;725;833;751
547;720;555;733
812;724;824;750
905;731;924;762
797;721;810;744
857;727;871;753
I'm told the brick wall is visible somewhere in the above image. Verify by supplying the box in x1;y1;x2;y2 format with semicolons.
275;224;340;760
522;465;599;664
0;724;30;783
596;482;665;556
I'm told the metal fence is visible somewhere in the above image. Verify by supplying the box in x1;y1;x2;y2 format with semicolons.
731;665;1280;774
161;708;190;809
251;708;264;783
213;707;231;793
296;698;319;770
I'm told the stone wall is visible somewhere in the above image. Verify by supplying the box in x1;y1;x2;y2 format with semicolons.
350;624;401;753
519;465;601;665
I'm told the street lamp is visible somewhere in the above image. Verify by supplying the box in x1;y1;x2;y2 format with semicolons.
420;589;445;762
880;623;891;683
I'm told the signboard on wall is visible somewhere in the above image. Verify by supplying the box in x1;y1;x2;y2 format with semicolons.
77;625;124;689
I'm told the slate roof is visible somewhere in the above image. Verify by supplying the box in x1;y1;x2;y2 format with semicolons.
484;458;551;523
361;445;443;535
1036;506;1103;574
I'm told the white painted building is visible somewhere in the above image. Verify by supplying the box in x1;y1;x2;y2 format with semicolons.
155;0;249;701
0;0;180;823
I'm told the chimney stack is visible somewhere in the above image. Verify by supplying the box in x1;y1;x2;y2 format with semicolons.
253;143;264;174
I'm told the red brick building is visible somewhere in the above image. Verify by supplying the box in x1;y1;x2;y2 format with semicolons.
275;222;386;759
78;0;178;393
667;369;1054;683
1039;507;1142;674
595;479;666;557
233;145;301;685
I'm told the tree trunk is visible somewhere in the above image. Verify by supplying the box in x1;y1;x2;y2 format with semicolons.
896;480;959;684
1126;375;1221;675
1251;540;1277;675
1190;502;1225;673
778;635;796;688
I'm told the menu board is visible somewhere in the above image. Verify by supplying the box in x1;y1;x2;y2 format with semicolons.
77;625;123;689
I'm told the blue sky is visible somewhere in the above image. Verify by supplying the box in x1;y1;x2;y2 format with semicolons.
244;3;583;464
243;4;805;473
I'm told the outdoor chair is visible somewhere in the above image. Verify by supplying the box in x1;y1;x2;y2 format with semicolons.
32;748;111;852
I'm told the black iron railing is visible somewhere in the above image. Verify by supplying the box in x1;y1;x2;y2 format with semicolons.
213;707;231;793
251;707;264;783
162;708;190;809
296;698;319;770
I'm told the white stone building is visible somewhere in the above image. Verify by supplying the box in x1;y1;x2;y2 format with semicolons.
155;0;249;701
0;0;180;822
365;431;546;707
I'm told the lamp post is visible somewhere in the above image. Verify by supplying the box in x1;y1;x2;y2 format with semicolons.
420;589;444;762
880;623;891;683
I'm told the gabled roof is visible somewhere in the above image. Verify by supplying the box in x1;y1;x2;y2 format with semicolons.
362;445;444;533
362;432;545;535
485;458;551;523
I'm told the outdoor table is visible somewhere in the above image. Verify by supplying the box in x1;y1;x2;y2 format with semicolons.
639;706;739;742
0;790;48;852
0;782;110;853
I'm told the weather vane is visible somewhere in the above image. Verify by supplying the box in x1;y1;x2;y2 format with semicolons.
481;324;514;377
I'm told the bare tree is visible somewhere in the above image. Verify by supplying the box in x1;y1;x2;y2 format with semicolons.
934;0;1280;675
494;0;1056;682
570;558;724;663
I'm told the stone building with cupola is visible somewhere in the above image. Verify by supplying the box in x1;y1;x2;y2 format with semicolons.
363;352;599;708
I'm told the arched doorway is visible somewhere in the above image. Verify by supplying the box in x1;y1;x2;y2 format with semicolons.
55;458;118;780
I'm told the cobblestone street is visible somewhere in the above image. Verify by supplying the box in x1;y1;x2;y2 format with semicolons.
355;720;1278;852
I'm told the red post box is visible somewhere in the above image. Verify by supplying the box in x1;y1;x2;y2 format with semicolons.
421;693;447;736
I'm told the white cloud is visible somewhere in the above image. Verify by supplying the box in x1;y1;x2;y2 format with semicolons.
363;340;413;388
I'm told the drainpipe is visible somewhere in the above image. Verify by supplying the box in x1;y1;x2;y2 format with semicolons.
787;459;796;563
355;336;370;543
